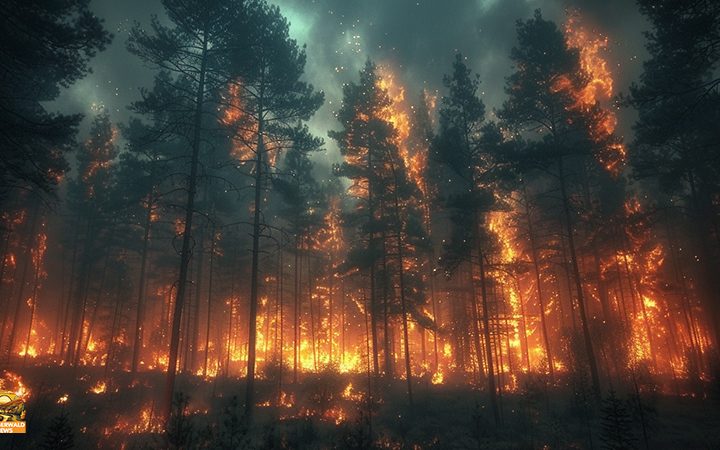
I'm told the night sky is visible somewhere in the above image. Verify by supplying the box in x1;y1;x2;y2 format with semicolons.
53;0;649;170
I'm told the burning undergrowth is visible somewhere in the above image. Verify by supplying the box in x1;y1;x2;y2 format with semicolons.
3;366;719;449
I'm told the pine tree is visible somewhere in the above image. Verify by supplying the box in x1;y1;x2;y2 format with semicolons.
600;389;635;450
128;0;245;421
42;410;74;450
329;60;391;378
432;53;504;423
626;0;720;358
64;112;119;366
0;0;110;203
273;124;325;383
164;392;195;450
216;395;249;450
499;10;605;397
331;60;430;404
222;1;323;418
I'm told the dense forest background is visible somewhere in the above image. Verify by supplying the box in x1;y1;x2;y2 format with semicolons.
1;0;719;448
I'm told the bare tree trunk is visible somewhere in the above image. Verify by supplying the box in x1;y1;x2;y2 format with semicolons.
59;227;79;359
203;224;215;377
522;184;554;377
381;230;393;377
392;190;413;406
105;269;124;380
277;239;284;403
307;248;317;371
7;200;40;363
22;218;44;367
81;237;114;361
162;23;209;422
477;237;500;425
558;157;600;397
245;96;265;419
132;191;154;375
191;224;206;374
468;265;485;381
293;233;300;382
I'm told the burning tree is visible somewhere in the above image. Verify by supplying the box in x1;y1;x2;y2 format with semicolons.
272;125;325;383
627;0;720;362
222;1;324;418
499;10;625;397
127;0;246;420
63;112;119;367
431;53;510;423
331;60;431;406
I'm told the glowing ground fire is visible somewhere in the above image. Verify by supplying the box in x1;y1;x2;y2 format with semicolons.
1;2;718;448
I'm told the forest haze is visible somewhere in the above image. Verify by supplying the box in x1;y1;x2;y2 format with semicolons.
1;0;719;449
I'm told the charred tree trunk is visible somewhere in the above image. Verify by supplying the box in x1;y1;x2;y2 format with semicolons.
190;223;206;375
7;200;40;363
522;185;554;378
367;145;380;377
132;191;154;375
381;229;393;377
477;237;500;425
558;157;600;397
22;218;44;367
162;22;209;422
245;95;265;419
391;184;413;406
203;224;216;377
293;232;301;382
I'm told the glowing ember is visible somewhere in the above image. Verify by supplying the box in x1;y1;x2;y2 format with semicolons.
89;380;107;394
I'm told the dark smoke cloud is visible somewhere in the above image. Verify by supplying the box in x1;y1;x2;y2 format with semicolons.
52;0;649;164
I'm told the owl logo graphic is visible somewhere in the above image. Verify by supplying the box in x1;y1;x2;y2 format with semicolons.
0;391;26;433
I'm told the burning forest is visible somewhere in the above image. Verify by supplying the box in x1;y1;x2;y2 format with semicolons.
1;0;719;448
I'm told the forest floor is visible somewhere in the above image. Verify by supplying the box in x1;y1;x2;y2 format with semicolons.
2;365;720;449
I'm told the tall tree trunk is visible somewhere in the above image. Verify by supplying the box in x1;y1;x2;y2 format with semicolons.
477;234;500;425
7;200;40;363
558;157;600;397
132;191;154;375
522;185;554;378
687;170;720;365
191;222;206;374
105;270;124;380
203;224;215;377
277;239;284;403
162;23;208;422
245;94;265;419
392;188;413;406
468;265;485;380
81;237;114;362
22;219;44;366
293;233;300;382
307;248;317;371
381;230;393;377
59;226;79;359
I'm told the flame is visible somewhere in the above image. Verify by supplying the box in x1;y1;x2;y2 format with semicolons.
553;13;626;174
377;65;427;196
220;81;272;166
1;372;29;401
89;380;107;394
431;370;444;385
17;344;37;358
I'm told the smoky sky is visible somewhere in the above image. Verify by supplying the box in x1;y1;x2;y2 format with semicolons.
52;0;649;170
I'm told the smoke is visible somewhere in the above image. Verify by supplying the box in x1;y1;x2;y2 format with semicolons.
51;0;648;165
